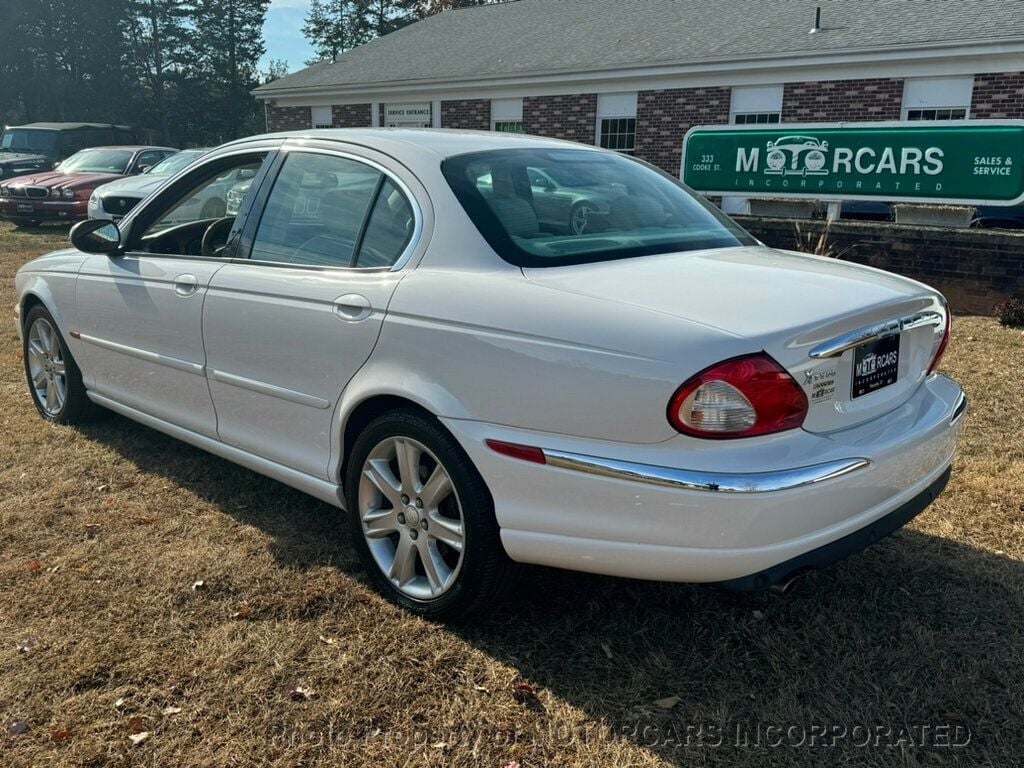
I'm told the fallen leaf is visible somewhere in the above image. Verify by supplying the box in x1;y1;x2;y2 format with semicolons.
513;683;537;696
127;716;147;734
51;728;73;743
129;731;150;746
231;605;251;620
26;560;41;573
600;643;613;659
287;686;316;701
120;480;138;490
17;638;37;653
655;695;681;709
83;523;102;538
7;721;29;736
752;610;765;620
512;683;544;712
353;593;374;604
430;741;448;749
318;635;336;645
191;580;205;591
161;706;182;716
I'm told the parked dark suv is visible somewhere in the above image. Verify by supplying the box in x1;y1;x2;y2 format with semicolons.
0;123;136;179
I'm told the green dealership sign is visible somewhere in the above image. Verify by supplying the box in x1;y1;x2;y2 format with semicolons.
682;121;1024;205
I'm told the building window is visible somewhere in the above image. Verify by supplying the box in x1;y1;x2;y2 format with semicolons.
902;77;973;120
733;112;781;125
311;105;332;129
493;120;525;133
906;108;968;121
599;117;637;153
491;98;524;133
596;92;638;155
730;85;783;126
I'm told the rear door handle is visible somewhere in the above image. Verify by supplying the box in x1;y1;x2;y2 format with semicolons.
173;274;199;297
333;293;372;322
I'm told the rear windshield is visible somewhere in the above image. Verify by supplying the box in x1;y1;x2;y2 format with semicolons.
441;148;755;267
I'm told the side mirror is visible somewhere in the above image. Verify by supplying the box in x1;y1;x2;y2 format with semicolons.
71;219;122;255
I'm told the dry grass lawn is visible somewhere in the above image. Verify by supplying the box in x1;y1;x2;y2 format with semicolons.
1;221;1022;767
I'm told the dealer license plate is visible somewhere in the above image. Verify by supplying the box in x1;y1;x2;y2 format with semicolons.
16;202;34;214
852;334;900;399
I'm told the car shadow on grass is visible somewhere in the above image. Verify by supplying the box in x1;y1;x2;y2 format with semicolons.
77;412;1023;766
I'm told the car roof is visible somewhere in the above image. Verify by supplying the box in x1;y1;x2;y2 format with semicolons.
225;128;599;161
77;145;178;152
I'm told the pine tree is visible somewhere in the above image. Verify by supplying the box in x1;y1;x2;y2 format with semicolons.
302;0;369;64
189;0;271;141
127;0;191;144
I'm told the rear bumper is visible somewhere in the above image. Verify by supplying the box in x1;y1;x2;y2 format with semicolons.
713;464;951;590
443;374;965;584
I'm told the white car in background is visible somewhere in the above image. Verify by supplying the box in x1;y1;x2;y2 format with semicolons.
88;149;255;222
15;130;965;619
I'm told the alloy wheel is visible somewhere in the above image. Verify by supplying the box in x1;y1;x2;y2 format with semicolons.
571;205;592;235
26;317;67;416
357;436;466;600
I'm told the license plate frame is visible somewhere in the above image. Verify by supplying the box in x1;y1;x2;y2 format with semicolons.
851;334;900;399
16;202;34;214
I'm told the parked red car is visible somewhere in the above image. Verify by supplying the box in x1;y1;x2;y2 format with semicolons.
0;145;176;227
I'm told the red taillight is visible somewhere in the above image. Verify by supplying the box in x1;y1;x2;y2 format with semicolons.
668;353;808;439
486;439;546;464
927;311;951;374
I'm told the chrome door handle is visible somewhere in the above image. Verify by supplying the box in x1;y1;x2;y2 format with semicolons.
333;293;372;322
173;274;199;297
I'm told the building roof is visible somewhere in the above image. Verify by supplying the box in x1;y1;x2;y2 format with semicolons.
256;0;1024;97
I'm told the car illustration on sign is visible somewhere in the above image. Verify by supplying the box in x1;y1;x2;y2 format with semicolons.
14;129;965;619
765;135;830;176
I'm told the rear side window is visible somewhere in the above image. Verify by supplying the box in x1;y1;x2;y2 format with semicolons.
250;152;414;269
442;148;755;268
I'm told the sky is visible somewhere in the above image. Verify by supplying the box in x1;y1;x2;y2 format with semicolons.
260;0;317;74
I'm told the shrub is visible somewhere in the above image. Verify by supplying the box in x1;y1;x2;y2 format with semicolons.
993;298;1024;328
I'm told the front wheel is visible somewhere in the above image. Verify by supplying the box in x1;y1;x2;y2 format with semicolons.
345;409;518;620
23;305;94;424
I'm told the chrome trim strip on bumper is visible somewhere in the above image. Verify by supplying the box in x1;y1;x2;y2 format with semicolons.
809;311;944;359
542;450;870;494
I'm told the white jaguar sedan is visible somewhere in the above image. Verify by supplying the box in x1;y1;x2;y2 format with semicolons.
15;129;966;618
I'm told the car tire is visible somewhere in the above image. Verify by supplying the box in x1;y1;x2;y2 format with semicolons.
201;198;227;219
345;409;518;620
22;305;95;424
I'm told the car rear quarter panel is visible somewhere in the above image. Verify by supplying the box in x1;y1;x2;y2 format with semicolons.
367;267;755;444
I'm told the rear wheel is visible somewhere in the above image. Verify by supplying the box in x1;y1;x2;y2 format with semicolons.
345;409;517;619
23;305;93;424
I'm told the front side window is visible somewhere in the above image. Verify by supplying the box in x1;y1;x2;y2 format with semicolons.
58;149;134;174
442;148;755;268
140;154;267;239
598;117;636;154
249;152;413;269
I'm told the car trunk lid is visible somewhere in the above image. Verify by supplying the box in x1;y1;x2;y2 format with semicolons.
523;245;947;434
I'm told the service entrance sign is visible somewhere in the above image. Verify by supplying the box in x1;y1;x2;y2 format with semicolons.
682;121;1024;205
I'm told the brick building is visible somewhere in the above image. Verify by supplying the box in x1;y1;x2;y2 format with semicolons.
255;0;1024;181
